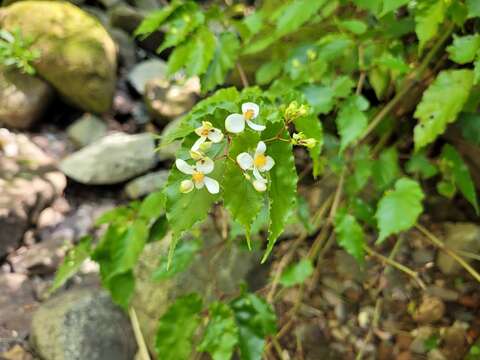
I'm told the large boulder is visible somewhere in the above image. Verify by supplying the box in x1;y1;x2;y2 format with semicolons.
0;67;53;129
0;1;117;113
59;132;157;185
30;289;137;360
0;130;66;257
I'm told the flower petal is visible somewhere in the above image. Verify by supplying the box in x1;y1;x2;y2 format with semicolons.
225;113;245;133
208;128;224;143
237;152;254;170
255;141;266;155
253;167;266;182
246;120;266;132
180;180;194;193
242;102;260;119
204;176;220;194
195;179;205;189
191;136;206;151
253;179;267;192
196;157;215;174
176;159;194;174
260;156;275;171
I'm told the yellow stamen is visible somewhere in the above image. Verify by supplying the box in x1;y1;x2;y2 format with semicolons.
192;171;205;184
244;109;255;120
254;154;267;168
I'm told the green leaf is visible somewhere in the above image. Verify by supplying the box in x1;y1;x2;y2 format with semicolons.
346;145;373;195
381;0;409;16
274;0;328;37
336;95;369;152
230;293;277;360
352;0;382;15
373;147;400;191
152;238;201;280
138;191;166;222
167;26;216;77
334;209;366;263
223;133;263;248
198;302;239;360
134;1;183;38
256;60;283;85
457;113;480;146
108;271;135;310
262;128;298;262
415;0;448;52
375;178;425;243
467;0;480;18
293;114;324;177
155;294;203;360
201;32;240;92
406;151;438;179
447;34;480;64
49;236;92;294
338;19;368;34
279;259;314;287
440;144;479;213
414;70;474;150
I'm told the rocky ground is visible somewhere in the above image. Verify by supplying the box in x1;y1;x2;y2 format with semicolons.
1;1;480;360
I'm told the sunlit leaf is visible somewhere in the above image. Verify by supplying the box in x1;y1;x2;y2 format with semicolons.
280;259;314;287
447;34;480;64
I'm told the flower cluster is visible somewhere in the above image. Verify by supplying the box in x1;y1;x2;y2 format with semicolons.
176;102;275;194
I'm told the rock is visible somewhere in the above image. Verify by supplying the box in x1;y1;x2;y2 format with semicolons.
0;344;33;360
109;4;144;34
110;28;136;69
0;1;117;113
437;223;480;275
66;114;108;148
410;326;435;354
441;324;467;360
0;67;53;129
0;132;66;257
131;0;162;11
124;170;169;199
131;224;264;355
60;132;157;185
157;117;182;161
413;296;445;324
30;289;137;360
412;249;434;265
127;59;168;95
426;286;459;302
428;349;447;360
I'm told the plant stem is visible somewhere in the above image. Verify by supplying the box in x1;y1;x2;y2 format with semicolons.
359;23;455;142
129;307;151;360
236;62;249;88
416;224;480;283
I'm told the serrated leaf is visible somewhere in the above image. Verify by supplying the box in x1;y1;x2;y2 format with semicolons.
279;259;314;287
373;147;400;191
274;0;328;37
230;293;277;360
262;128;298;262
223;133;263;248
336;95;369;152
134;1;183;38
346;145;373;195
155;293;203;360
440;144;479;213
49;236;92;294
415;0;448;52
414;70;474;150
406;151;438;179
152;238;201;280
198;302;239;360
375;178;425;243
167;26;216;77
334;209;366;263
158;3;205;52
201;32;240;92
293;114;323;177
381;0;410;16
467;0;480;18
447;34;480;64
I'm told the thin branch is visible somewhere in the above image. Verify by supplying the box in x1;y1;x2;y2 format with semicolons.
236;62;249;88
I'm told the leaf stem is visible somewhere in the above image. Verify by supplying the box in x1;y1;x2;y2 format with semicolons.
416;224;480;283
129;307;151;360
236;62;249;88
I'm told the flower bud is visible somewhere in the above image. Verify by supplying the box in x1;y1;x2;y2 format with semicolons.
284;101;309;122
180;180;194;193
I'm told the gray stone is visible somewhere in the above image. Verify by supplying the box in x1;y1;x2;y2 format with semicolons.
124;170;169;199
0;132;66;257
30;289;137;360
437;223;480;275
59;132;157;185
132;223;264;355
127;59;168;95
110;28;136;69
109;4;144;34
66;114;108;148
413;296;445;324
0;67;53;129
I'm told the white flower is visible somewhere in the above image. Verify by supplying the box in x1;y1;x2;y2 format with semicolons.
192;121;224;151
175;157;220;194
236;141;275;192
0;128;18;157
225;102;266;133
